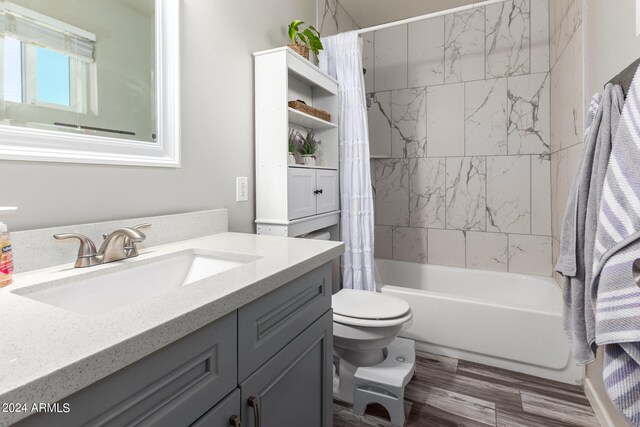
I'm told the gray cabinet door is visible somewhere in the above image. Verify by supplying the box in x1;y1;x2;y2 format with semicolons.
17;312;238;427
191;389;241;427
238;263;331;381
240;310;333;427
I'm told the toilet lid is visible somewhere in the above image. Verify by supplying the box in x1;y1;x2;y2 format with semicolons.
332;289;410;320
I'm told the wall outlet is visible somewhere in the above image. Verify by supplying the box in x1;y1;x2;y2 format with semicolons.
236;177;248;202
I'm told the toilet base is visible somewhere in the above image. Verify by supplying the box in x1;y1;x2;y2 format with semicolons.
333;355;358;403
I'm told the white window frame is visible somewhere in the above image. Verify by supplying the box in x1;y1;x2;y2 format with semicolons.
0;0;181;168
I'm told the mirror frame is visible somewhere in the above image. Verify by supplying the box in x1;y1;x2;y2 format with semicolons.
0;0;180;167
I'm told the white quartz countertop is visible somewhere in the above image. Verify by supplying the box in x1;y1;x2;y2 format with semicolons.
0;232;343;426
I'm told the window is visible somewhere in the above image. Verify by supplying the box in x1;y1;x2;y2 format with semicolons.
3;36;22;103
3;37;89;112
36;47;71;106
1;3;95;113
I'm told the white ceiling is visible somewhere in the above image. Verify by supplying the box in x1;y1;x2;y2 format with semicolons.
339;0;478;28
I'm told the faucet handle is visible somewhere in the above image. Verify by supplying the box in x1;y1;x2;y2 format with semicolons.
53;233;101;268
132;223;151;231
102;224;151;240
123;223;151;258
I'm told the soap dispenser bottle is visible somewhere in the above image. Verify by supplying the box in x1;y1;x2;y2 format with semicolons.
0;207;17;287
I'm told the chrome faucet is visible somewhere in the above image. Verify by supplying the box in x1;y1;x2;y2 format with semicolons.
54;224;150;268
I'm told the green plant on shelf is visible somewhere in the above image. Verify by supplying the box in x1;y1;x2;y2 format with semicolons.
287;20;323;58
297;129;321;156
288;128;302;153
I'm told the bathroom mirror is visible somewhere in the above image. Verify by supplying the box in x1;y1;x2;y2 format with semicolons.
0;0;180;167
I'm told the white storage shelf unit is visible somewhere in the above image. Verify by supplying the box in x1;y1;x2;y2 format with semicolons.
254;47;339;237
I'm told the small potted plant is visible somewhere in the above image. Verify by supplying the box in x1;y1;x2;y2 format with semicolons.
288;128;301;165
287;20;323;62
298;129;321;166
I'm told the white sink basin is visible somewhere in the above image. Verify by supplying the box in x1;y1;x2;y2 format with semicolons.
13;250;258;315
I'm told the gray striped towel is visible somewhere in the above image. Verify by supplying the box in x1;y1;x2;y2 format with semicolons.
592;66;640;426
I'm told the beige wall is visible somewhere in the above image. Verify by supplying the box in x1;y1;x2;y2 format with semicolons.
1;0;316;232
585;0;640;98
582;2;639;426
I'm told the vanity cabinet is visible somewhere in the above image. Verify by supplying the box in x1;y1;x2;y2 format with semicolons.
190;390;241;427
16;264;333;427
240;311;333;427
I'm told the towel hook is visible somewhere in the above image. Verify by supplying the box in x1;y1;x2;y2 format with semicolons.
632;259;640;288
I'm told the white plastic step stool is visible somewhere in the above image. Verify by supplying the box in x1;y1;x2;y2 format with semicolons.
352;337;415;427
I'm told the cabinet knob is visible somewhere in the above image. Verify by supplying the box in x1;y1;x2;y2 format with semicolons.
314;189;323;195
229;415;241;427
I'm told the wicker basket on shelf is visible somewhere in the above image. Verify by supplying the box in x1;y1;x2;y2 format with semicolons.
287;43;309;60
288;100;331;122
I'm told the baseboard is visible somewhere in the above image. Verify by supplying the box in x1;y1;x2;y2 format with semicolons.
584;377;626;427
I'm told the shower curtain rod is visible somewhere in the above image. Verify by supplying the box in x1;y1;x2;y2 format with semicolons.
355;0;505;35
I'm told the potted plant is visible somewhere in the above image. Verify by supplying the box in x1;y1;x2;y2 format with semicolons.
287;20;323;61
288;128;301;165
298;129;321;166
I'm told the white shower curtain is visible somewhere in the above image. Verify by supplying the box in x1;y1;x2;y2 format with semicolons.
319;32;376;292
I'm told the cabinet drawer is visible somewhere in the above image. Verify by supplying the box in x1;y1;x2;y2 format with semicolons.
17;313;238;427
191;389;241;427
238;263;332;381
240;310;333;427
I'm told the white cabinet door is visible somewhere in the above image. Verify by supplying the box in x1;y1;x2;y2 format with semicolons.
288;168;317;220
315;169;339;214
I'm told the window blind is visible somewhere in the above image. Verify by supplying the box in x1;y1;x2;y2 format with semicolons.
2;5;95;63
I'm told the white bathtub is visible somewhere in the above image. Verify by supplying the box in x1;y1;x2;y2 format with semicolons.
376;259;582;385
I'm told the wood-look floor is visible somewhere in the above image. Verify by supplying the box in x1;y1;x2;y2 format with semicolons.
334;351;600;427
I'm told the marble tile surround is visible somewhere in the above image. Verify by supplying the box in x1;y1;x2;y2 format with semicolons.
446;157;486;231
444;8;485;84
550;24;583;153
392;88;427;158
409;158;446;228
318;0;359;38
367;0;553;276
486;156;531;234
465;78;508;156
549;0;582;69
375;159;409;226
549;0;583;284
409;18;445;87
485;0;530;78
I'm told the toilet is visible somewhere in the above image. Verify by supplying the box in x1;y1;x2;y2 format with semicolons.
332;288;413;403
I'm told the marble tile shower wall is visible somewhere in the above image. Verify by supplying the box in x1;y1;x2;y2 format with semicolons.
549;0;583;285
318;0;360;37
366;0;553;276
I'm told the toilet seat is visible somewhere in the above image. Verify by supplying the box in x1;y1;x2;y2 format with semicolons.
332;289;412;327
333;311;413;327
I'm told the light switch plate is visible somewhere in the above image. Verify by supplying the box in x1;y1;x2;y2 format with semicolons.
236;177;248;202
